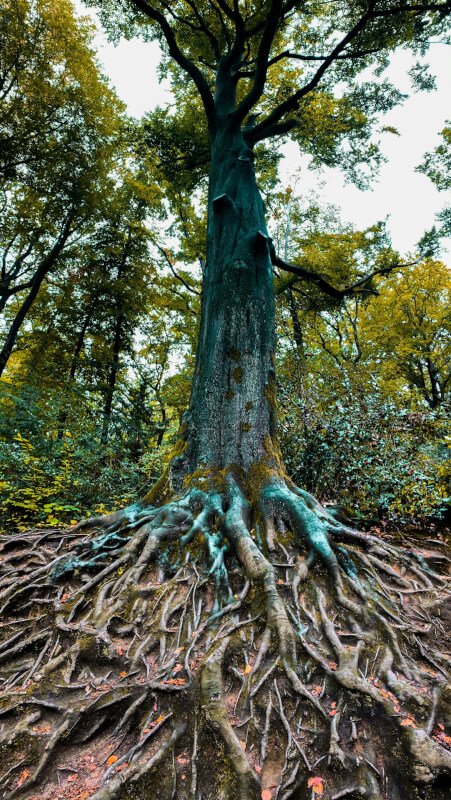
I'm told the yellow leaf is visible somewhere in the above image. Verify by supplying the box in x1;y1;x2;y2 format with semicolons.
107;755;118;766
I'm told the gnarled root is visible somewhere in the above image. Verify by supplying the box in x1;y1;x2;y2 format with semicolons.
0;471;449;800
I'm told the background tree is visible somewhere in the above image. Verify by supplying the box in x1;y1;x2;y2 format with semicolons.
0;0;124;375
1;3;451;800
418;121;451;241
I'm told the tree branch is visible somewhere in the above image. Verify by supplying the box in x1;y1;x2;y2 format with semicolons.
247;2;378;142
154;242;200;296
266;46;381;68
248;2;450;142
128;0;216;132
245;117;297;144
374;2;451;17
231;0;283;124
270;241;417;301
183;0;221;60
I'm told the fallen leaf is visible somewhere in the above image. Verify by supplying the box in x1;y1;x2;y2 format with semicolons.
261;790;272;800
311;685;322;697
308;776;324;792
243;664;252;675
400;718;416;728
240;740;246;750
67;774;78;783
16;769;30;788
119;671;127;679
173;663;184;674
328;709;337;717
255;765;262;774
115;763;128;773
107;755;119;766
156;714;165;724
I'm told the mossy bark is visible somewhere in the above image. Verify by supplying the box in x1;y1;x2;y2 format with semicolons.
173;121;277;485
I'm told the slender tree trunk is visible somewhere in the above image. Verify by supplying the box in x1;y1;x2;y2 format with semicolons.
155;391;167;447
101;310;124;445
57;299;98;440
175;127;277;484
0;214;74;378
100;230;132;446
426;356;443;408
287;287;312;439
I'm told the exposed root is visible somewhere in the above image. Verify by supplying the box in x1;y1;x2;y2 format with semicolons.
0;471;449;799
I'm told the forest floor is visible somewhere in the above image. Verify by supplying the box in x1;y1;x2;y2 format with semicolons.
0;501;450;800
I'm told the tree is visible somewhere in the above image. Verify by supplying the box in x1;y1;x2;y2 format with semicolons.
276;257;450;522
418;121;451;239
0;0;124;376
1;3;451;800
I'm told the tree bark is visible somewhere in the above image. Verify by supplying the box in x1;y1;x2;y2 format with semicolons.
176;126;277;483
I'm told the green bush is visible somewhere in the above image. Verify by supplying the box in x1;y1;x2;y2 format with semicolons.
280;392;450;524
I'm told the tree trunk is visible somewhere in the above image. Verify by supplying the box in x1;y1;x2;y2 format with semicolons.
100;232;131;445
176;129;277;484
57;299;98;440
0;214;74;378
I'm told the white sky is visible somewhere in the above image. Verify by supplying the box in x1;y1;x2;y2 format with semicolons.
75;1;450;264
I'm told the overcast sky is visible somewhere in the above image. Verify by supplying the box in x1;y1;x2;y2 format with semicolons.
75;1;450;264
